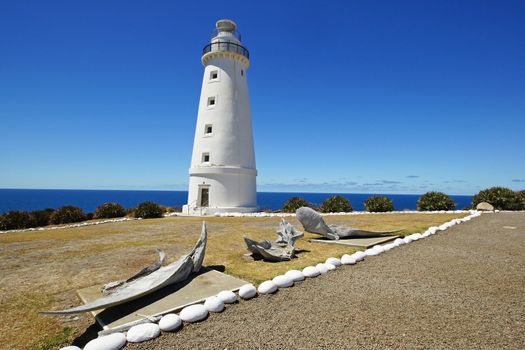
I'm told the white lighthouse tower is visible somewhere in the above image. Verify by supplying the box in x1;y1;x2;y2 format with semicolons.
182;19;257;215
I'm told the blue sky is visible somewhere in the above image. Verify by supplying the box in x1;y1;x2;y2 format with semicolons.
0;0;524;195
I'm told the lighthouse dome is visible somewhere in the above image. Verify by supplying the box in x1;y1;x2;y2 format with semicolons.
211;19;241;42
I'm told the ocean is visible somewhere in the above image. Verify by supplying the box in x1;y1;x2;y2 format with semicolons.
0;189;474;214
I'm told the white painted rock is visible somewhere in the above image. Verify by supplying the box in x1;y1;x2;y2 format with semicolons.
217;290;237;304
410;233;422;241
352;251;366;261
403;236;413;244
394;238;405;246
285;269;305;282
341;254;356;265
438;223;449;231
372;245;385;252
179;304;208;323
60;347;81;350
126;323;160;343
364;248;380;256
324;262;336;270
158;313;182;332
272;274;294;288
258;280;278;294
84;333;127;350
382;243;395;251
325;257;342;267
422;231;431;237
316;263;329;274
428;226;438;234
302;266;320;277
238;283;257;299
204;296;225;312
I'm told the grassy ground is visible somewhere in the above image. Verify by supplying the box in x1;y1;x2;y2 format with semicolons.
0;212;465;349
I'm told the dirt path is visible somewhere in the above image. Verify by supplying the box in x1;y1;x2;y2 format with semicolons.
127;212;525;350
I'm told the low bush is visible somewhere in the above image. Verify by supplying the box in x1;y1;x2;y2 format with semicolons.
518;190;525;210
282;197;310;213
364;196;394;212
159;205;176;214
0;211;37;230
50;205;87;224
320;195;353;213
134;201;163;219
31;208;55;227
417;192;455;211
472;187;523;210
95;202;126;219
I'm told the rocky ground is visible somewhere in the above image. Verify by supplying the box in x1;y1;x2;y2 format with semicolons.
127;212;525;350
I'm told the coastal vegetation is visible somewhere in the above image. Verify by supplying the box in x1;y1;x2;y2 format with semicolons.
319;195;353;213
0;212;467;349
94;202;126;219
364;196;395;212
49;205;87;225
0;201;174;232
472;187;525;210
417;192;456;211
282;197;311;213
134;201;164;218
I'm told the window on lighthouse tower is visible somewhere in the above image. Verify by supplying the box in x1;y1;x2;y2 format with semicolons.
207;96;216;107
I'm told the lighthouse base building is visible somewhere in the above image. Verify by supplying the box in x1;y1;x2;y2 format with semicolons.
182;19;257;215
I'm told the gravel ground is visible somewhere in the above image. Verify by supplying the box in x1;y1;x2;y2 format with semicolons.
127;212;525;350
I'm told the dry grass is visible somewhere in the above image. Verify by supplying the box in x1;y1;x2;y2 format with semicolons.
0;212;464;349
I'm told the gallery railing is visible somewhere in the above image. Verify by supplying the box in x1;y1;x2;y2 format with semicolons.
202;41;249;59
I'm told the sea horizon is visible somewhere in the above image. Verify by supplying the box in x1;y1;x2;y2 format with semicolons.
0;188;474;214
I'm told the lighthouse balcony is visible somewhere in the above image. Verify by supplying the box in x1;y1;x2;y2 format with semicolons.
202;41;249;59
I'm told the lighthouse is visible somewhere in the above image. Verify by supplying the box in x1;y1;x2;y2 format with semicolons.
182;19;257;215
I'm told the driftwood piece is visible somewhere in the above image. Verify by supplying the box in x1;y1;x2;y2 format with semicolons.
296;207;401;240
42;222;208;314
244;219;303;262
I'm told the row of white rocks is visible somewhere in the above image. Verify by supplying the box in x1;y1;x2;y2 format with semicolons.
0;217;137;234
214;209;471;218
3;209;478;234
62;211;482;350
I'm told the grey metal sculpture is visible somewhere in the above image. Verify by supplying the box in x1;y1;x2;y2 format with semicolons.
244;219;303;262
296;207;401;240
42;222;208;314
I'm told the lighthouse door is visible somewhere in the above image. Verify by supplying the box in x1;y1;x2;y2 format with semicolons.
199;187;209;207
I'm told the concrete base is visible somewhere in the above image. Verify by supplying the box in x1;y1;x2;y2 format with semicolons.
182;205;257;216
309;235;399;249
77;268;248;331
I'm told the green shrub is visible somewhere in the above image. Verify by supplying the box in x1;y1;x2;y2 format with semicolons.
95;202;126;219
159;205;176;214
282;197;310;213
134;201;163;218
417;192;455;211
472;187;523;210
50;205;87;224
364;196;394;212
31;208;55;227
0;211;37;230
517;190;525;210
320;195;353;213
